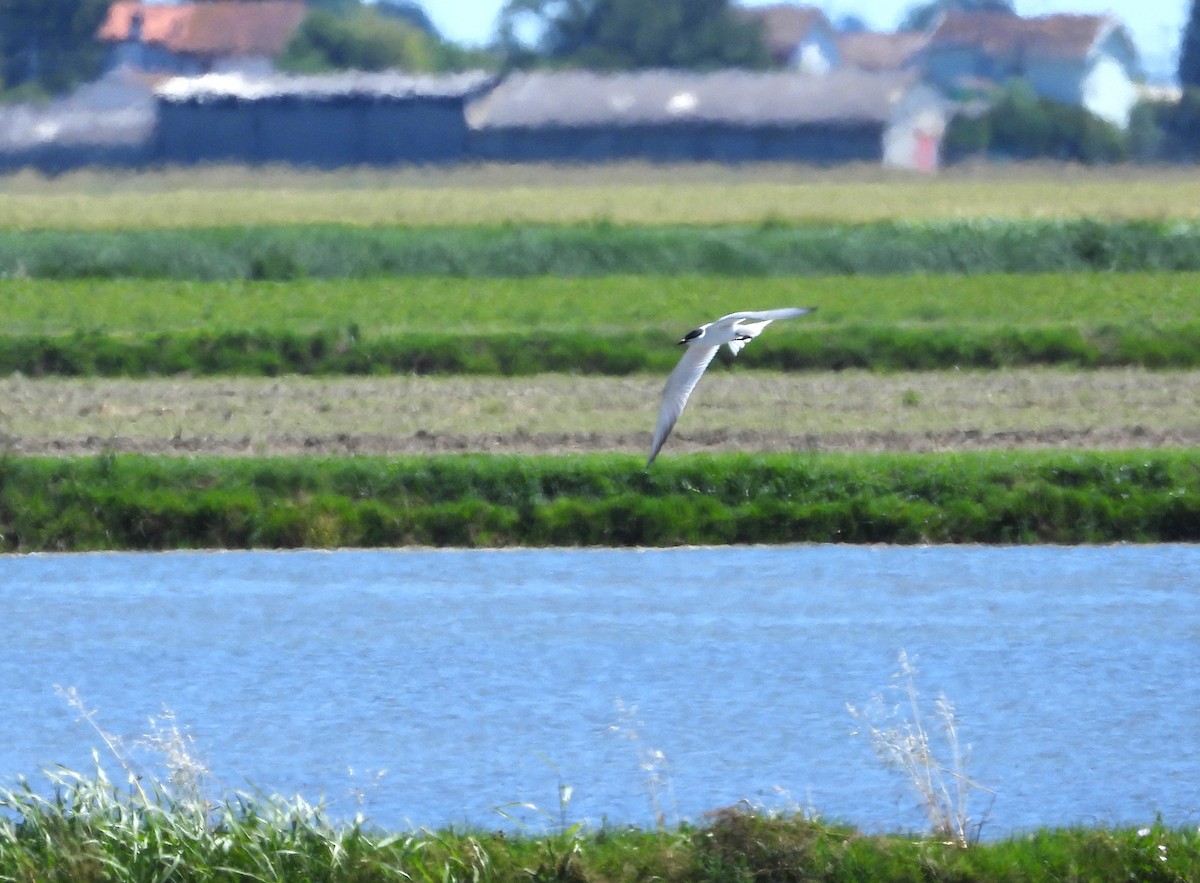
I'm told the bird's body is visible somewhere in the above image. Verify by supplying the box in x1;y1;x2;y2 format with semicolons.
646;307;815;466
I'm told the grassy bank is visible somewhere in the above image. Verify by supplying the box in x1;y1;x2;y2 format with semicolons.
5;323;1199;377
1;769;1196;883
2;766;1195;883
2;450;1196;551
3;221;1200;279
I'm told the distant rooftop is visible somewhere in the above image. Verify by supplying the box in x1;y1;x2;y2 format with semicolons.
467;69;919;129
98;1;308;57
928;10;1122;60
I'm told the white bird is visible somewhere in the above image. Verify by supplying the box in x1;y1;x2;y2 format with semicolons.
646;307;816;466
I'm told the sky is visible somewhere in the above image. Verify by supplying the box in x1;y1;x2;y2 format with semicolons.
417;0;1187;80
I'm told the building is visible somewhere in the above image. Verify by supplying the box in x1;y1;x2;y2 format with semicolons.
736;4;840;74
837;30;930;74
921;11;1142;128
0;67;157;172
154;70;495;166
466;69;948;170
98;1;308;76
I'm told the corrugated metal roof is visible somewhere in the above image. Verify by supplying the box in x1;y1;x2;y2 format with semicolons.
928;11;1114;60
156;70;497;103
98;1;307;57
467;69;914;129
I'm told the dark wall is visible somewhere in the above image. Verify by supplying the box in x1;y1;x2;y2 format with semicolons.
156;96;471;166
469;122;884;164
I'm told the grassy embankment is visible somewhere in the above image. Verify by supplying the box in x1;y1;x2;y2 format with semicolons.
2;450;1196;551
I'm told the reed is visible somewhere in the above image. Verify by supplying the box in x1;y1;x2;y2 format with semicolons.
849;651;992;846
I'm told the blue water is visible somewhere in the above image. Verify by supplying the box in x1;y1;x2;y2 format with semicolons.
1;545;1197;837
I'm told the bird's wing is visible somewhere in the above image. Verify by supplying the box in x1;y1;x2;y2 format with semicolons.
715;307;815;325
647;344;721;466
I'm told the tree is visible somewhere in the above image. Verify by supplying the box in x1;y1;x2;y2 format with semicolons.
497;0;770;70
941;79;1127;163
375;0;440;38
0;0;108;95
278;7;436;72
278;3;494;74
1179;0;1200;89
899;0;1014;33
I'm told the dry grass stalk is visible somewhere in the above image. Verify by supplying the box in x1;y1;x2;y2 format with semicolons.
848;650;992;846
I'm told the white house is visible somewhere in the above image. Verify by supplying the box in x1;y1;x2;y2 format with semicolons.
921;11;1142;128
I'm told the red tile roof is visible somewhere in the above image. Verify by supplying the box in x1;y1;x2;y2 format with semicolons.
98;1;307;58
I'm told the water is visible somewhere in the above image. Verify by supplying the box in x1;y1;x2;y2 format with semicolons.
1;545;1197;837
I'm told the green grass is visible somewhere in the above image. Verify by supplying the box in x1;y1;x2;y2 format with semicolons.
5;273;1197;337
6;323;1200;376
1;763;1196;883
3;221;1200;279
2;450;1197;550
4;273;1199;375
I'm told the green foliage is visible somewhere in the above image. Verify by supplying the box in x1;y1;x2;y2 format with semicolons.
278;6;440;73
4;221;1200;280
1149;87;1200;160
499;0;770;70
0;0;107;95
944;80;1128;164
2;450;1197;551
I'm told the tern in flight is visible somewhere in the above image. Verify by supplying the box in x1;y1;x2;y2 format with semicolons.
646;307;816;466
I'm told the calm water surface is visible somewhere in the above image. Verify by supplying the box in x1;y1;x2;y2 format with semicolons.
2;544;1197;837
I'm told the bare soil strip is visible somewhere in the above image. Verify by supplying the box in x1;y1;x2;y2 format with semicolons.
2;368;1197;457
